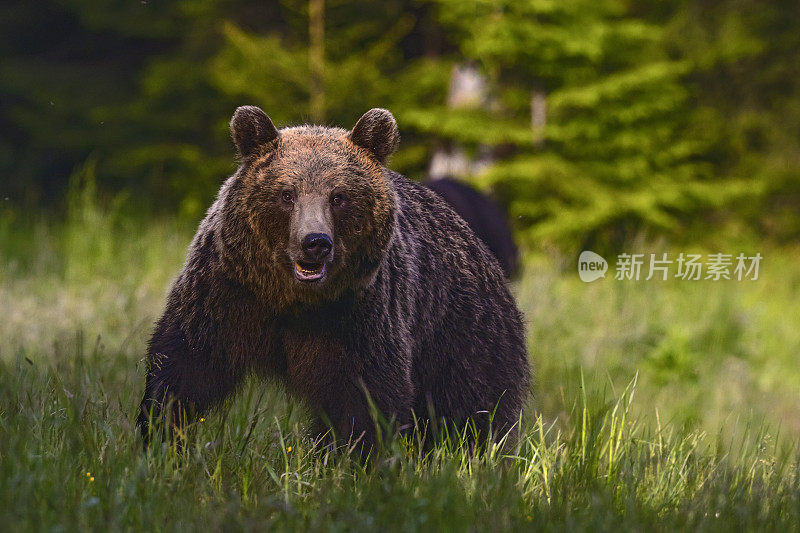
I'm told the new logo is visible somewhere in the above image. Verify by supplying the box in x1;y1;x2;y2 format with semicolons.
578;251;608;282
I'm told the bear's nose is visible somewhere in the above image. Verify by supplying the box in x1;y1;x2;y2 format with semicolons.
301;233;333;262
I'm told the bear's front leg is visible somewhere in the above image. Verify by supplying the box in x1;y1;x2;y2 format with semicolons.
137;315;243;448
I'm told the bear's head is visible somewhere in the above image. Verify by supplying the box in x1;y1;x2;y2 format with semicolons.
223;106;399;305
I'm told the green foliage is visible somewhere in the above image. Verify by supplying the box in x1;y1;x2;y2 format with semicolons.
0;165;189;356
432;0;653;87
1;0;799;244
413;0;755;248
659;0;800;242
208;2;451;180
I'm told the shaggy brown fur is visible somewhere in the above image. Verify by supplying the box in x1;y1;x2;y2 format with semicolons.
137;107;530;450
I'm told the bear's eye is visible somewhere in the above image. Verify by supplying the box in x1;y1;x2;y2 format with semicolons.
280;190;294;205
330;193;346;208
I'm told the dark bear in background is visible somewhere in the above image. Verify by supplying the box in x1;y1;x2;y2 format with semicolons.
423;178;519;277
137;107;530;449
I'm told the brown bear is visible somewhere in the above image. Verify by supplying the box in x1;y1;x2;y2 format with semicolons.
137;106;530;449
424;177;519;278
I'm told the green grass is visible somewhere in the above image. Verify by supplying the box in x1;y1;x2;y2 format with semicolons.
1;351;797;530
1;178;799;530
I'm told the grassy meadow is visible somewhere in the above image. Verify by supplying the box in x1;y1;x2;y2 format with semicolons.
1;184;799;530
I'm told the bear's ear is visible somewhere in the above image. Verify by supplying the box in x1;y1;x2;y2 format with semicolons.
230;106;279;159
349;108;399;164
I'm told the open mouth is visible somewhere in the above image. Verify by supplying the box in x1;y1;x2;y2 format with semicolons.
294;260;327;282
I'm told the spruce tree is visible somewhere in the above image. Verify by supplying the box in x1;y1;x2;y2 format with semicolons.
413;0;751;249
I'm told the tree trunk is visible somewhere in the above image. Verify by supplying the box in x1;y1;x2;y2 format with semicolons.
531;88;546;148
309;0;325;122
